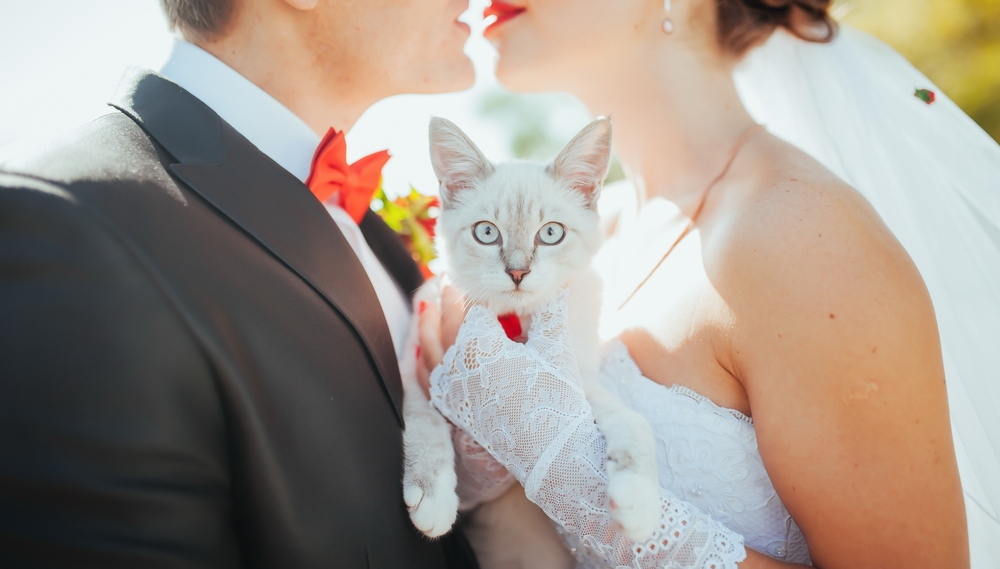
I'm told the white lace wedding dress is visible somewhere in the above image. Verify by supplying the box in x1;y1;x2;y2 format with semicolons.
430;294;810;568
597;341;810;565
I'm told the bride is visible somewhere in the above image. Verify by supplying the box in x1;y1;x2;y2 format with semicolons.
419;0;999;567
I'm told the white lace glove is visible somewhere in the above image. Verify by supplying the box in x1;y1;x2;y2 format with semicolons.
452;424;517;511
429;292;747;569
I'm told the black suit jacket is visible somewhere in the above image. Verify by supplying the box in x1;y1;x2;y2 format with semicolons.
0;69;473;569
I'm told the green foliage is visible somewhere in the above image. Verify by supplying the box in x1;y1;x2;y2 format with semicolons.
479;90;569;162
838;0;1000;142
372;184;439;276
478;90;626;184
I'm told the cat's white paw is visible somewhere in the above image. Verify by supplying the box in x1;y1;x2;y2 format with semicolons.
401;336;460;539
588;389;661;542
606;449;661;542
403;466;459;538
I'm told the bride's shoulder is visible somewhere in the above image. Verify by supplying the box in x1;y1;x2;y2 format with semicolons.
746;137;871;222
713;135;944;428
716;135;930;321
727;136;896;260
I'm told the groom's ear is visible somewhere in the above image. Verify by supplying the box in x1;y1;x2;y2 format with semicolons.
549;117;613;209
429;117;494;210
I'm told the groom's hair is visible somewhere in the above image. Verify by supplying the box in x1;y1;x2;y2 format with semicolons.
159;0;236;41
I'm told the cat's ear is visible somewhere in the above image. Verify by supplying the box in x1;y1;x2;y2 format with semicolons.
429;117;494;209
549;117;612;208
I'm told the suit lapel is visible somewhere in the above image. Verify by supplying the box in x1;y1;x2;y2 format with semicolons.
110;68;404;426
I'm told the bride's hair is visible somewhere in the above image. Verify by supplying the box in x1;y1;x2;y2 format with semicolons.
717;0;837;55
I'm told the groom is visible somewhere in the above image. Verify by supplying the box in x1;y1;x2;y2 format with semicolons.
0;0;477;567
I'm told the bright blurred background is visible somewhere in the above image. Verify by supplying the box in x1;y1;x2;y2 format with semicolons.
1;0;997;199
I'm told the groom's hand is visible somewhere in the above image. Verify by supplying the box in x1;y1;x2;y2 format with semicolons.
415;285;466;395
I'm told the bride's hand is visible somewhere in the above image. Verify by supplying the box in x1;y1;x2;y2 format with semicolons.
415;285;466;396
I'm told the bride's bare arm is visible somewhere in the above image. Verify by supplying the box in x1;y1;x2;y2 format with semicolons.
716;174;968;568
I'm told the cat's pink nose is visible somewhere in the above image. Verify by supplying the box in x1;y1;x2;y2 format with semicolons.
506;268;530;286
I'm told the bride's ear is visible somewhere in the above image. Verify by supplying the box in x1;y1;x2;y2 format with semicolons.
429;117;494;209
549;117;613;209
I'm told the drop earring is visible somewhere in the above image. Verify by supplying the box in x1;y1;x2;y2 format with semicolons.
662;0;675;34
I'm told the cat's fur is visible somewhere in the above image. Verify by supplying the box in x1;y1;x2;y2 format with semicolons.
400;117;660;544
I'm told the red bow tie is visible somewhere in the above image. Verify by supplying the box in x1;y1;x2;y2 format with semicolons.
498;313;523;341
306;128;391;224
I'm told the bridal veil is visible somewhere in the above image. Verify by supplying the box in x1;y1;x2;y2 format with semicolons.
734;26;1000;566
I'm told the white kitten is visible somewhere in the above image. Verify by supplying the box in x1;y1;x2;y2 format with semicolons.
401;117;660;543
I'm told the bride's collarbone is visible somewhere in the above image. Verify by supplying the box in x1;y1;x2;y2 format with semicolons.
612;298;752;418
600;164;821;420
619;339;750;418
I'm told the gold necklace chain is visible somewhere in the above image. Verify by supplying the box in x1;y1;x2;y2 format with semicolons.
617;124;766;310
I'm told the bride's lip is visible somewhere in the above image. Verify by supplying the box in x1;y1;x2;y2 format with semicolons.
484;1;526;35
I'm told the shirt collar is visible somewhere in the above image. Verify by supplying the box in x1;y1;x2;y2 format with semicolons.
159;39;320;182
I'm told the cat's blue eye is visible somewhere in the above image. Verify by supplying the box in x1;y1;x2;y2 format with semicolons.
473;221;501;245
537;222;566;245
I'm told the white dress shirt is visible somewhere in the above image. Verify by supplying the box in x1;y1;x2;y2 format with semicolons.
159;39;412;358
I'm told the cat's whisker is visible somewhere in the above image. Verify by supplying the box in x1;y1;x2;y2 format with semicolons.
459;282;491;313
439;280;489;320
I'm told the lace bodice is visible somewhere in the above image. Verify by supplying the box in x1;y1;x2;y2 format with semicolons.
600;341;811;565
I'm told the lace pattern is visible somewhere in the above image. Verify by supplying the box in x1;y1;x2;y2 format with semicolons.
601;342;811;565
452;425;517;510
430;294;747;569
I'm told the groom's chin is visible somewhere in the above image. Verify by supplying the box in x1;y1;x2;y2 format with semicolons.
417;58;477;95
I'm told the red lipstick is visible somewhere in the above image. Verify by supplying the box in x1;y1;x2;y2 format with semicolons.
484;1;526;34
